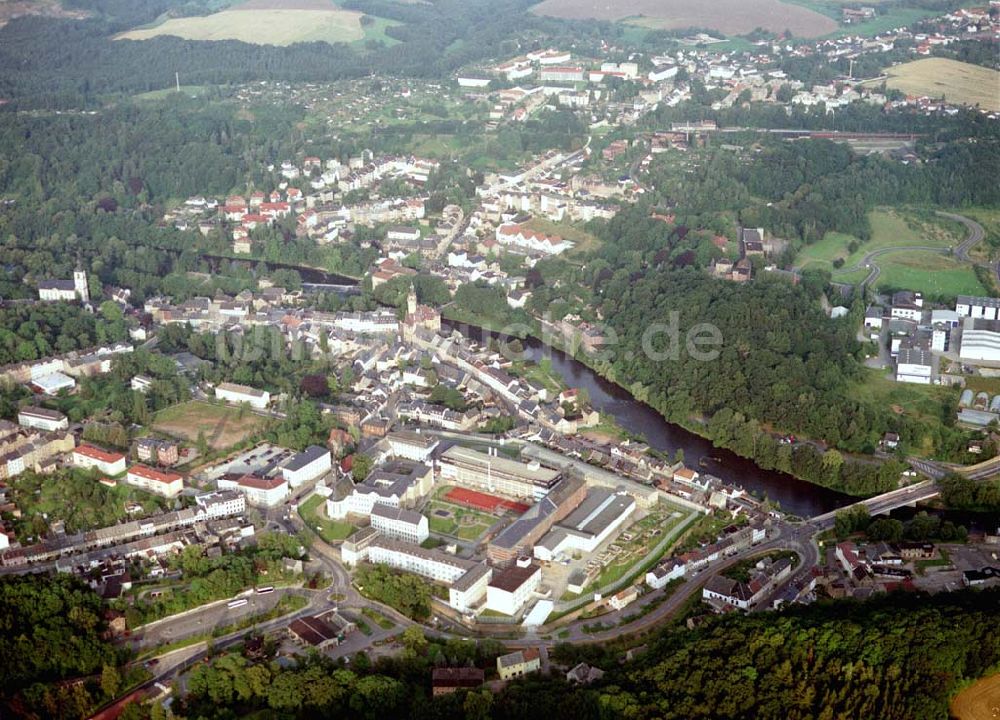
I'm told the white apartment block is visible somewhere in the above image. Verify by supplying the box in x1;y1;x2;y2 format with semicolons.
17;407;69;432
281;445;331;488
370;504;429;544
126;465;184;498
72;444;127;476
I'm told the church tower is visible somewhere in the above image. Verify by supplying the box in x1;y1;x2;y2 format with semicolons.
406;286;417;316
73;269;89;304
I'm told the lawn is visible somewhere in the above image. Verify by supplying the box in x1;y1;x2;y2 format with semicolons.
796;208;982;297
867;58;1000;112
361;607;395;630
152;400;271;450
117;1;374;46
135;85;211;101
425;500;495;541
525;217;603;257
872;251;985;298
298;495;355;543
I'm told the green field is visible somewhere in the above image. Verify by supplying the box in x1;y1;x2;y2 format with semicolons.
426;500;496;541
525;217;603;257
298;495;355;542
795;208;982;297
848;369;958;455
135;85;211;101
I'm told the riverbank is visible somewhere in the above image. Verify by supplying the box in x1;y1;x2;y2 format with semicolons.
441;309;867;514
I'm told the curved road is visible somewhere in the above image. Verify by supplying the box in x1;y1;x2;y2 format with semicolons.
827;211;985;289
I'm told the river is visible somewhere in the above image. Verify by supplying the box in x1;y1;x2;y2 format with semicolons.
443;319;854;518
199;254;359;291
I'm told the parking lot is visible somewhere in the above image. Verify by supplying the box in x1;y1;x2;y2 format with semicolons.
198;443;296;482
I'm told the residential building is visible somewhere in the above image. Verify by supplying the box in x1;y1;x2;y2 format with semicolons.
217;473;289;507
125;465;184;498
17;407;69;432
496;648;541;681
608;585;639;610
281;445;331;488
386;431;439;463
195;490;246;518
370;504;429;544
215;382;270;409
646;557;687;589
72;444;127;476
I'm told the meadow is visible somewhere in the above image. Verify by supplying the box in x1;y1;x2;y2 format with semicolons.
533;0;838;37
795;208;984;297
868;58;1000;112
117;0;375;46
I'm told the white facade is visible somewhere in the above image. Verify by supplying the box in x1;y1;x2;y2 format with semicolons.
17;408;69;432
366;539;474;584
486;565;541;616
281;446;332;488
370;505;429;544
217;475;289;508
960;326;1000;363
386;432;439;462
448;564;493;613
195;490;247;518
646;559;686;590
215;382;270;409
72;445;127;476
896;348;932;384
956;295;1000;319
126;465;184;498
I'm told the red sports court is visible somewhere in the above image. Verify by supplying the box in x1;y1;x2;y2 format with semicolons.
444;487;530;515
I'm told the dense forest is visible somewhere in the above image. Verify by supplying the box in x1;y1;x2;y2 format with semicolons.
119;588;1000;720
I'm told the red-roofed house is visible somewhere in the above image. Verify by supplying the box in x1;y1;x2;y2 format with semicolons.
126;465;183;498
495;223;574;255
73;444;127;476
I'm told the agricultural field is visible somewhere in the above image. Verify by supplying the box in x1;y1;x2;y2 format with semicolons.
152;400;271;450
116;0;391;46
950;672;1000;720
532;0;838;38
867;58;1000;112
425;500;497;541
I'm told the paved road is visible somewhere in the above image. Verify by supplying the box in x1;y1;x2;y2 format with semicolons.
943;211;986;263
830;210;985;289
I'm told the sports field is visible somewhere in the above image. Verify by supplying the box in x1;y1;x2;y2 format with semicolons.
532;0;838;38
152;400;270;450
118;0;368;46
868;58;1000;112
950;672;1000;720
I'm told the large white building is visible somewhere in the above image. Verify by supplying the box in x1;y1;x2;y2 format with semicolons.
386;431;439;463
438;445;561;501
217;473;289;508
126;465;184;498
214;382;270;409
533;488;636;562
956;295;1000;320
195;490;247;518
72;444;127;476
37;271;89;303
281;445;331;488
485;562;541;616
896;347;933;384
370;504;429;544
17;407;69;432
960;318;1000;364
448;563;493;613
327;461;433;520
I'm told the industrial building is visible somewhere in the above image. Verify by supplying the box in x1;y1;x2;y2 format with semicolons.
533;488;636;562
438;445;561;500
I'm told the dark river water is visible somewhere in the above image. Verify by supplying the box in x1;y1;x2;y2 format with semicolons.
444;319;854;518
201;254;359;290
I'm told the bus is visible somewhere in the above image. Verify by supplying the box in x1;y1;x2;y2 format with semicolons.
227;598;249;609
255;586;274;595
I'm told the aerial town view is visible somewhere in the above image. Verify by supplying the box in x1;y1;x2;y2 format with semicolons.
0;0;998;718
